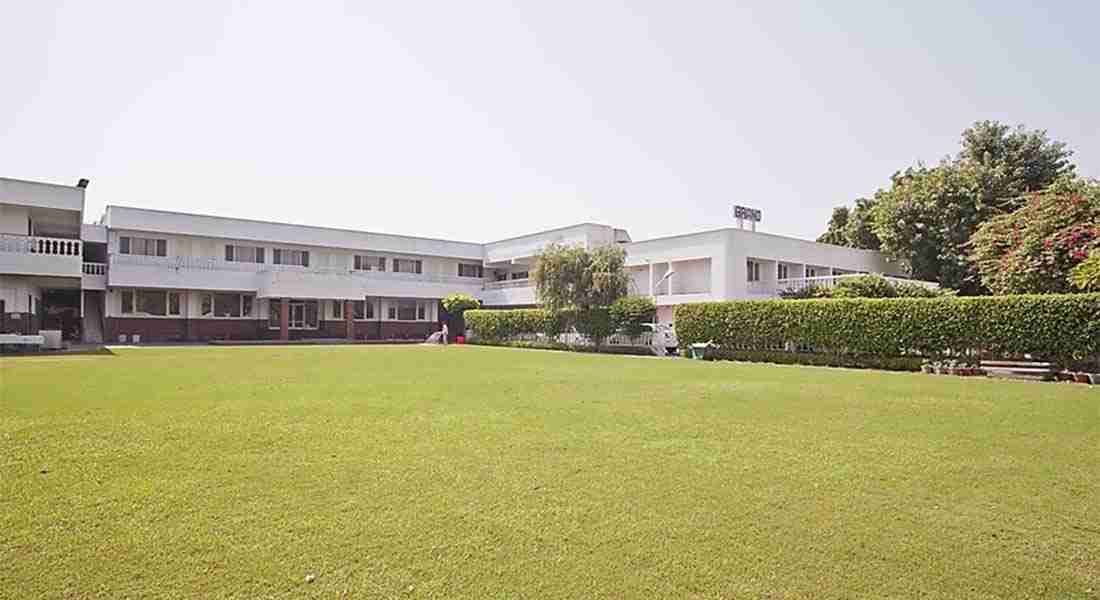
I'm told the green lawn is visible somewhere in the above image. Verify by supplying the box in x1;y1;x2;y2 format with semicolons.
1;346;1097;598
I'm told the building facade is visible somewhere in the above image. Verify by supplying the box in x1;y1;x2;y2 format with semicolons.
1;176;922;344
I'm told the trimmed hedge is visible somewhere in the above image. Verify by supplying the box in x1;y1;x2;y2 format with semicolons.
465;308;616;343
468;339;654;356
675;294;1100;368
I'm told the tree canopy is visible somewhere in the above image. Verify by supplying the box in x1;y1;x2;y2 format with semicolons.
818;120;1077;294
531;243;631;311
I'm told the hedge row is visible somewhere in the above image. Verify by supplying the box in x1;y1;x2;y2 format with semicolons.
674;293;1100;368
465;301;651;344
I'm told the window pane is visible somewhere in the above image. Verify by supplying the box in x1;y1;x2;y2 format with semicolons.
121;291;134;313
156;239;167;257
214;293;240;317
364;299;374;319
387;305;396;320
353;300;365;320
201;294;213;316
269;302;280;328
416;302;426;320
511;271;528;280
305;301;318;327
120;237;131;254
168;292;181;315
242;295;254;317
226;245;234;261
397;300;417;320
138;291;167;316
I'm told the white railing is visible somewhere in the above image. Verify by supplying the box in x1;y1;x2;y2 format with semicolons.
749;274;939;296
108;253;479;285
483;278;532;290
0;234;82;256
82;262;107;275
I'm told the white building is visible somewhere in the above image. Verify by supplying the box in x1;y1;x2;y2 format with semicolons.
1;176;919;344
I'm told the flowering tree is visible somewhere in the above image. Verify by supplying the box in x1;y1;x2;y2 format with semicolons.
969;179;1100;294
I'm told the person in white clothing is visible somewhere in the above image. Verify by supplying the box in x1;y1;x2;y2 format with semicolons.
441;322;449;345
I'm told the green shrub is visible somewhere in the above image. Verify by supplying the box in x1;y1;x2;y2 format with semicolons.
674;293;1100;368
464;309;552;341
1070;251;1100;291
609;296;656;335
466;306;632;348
777;285;832;300
779;278;950;300
441;293;480;315
832;275;898;298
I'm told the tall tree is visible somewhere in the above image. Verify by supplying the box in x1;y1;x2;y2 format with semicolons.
817;207;850;246
869;121;1076;293
531;243;630;311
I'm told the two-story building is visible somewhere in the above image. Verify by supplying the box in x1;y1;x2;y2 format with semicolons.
0;176;925;344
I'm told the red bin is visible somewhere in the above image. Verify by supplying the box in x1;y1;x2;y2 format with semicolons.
455;336;465;345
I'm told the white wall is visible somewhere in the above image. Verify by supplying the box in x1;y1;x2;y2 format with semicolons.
103;206;484;260
0;178;84;213
484;223;620;264
0;204;30;235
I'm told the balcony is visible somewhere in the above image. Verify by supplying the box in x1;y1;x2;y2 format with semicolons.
748;274;939;297
82;262;107;290
0;234;83;277
480;278;536;306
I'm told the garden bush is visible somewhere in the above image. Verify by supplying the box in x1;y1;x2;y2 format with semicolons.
609;296;656;335
675;293;1100;369
466;306;644;349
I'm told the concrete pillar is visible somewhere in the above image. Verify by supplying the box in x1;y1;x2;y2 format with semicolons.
280;298;289;341
667;261;674;295
345;300;354;341
648;263;655;296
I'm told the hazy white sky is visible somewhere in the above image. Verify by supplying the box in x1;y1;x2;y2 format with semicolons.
3;1;1097;243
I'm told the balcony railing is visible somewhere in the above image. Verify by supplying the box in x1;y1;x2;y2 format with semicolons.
108;253;480;285
0;234;82;256
483;278;532;290
748;274;939;296
82;262;107;275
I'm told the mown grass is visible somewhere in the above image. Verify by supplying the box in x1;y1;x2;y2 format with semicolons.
1;346;1097;598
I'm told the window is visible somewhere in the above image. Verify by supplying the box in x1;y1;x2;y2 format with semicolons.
806;267;818;278
747;260;761;282
458;263;483;278
120;290;181;316
200;293;254;318
511;271;529;280
138;291;167;316
393;258;422;274
225;245;264;263
354;255;386;271
387;304;396;320
397;300;418;321
330;300;371;320
120;236;166;257
777;264;789;280
272;249;309;266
